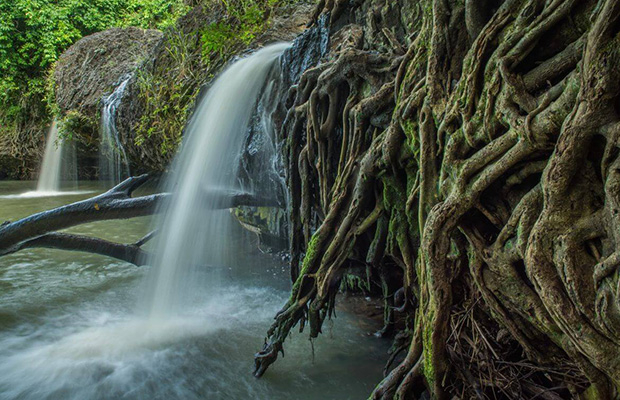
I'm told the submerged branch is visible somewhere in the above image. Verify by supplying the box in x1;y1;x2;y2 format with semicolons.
19;232;151;265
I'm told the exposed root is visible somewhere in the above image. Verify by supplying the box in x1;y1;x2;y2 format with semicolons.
256;0;620;398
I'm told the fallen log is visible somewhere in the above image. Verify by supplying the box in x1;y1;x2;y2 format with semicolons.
0;175;283;265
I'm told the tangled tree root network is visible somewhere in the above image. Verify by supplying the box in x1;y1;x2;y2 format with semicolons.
255;0;620;398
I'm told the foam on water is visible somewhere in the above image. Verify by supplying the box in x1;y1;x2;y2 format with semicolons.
0;190;93;199
0;285;288;400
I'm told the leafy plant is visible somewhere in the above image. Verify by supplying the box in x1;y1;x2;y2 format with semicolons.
200;0;274;62
0;0;189;140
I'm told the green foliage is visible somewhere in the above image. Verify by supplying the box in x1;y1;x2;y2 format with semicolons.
59;110;96;142
133;26;200;157
122;0;190;29
133;0;292;163
0;0;301;166
0;0;188;137
200;0;273;61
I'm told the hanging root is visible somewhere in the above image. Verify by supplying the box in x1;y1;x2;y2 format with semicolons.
256;0;620;398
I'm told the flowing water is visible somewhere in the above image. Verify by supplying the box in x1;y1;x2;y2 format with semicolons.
100;77;131;185
36;121;64;194
0;181;388;400
16;120;81;198
143;44;291;319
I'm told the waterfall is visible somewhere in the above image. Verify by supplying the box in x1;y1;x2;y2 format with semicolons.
100;76;131;184
37;120;64;193
3;119;81;198
143;43;290;319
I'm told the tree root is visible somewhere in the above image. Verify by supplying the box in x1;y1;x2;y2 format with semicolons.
256;0;620;398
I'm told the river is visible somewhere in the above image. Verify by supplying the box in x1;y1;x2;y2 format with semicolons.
0;181;388;400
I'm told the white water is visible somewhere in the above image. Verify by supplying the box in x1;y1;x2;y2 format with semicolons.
10;120;83;198
144;43;290;319
100;77;131;184
0;43;391;399
36;120;64;194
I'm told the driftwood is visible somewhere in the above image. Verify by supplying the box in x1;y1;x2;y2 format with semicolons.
0;174;282;265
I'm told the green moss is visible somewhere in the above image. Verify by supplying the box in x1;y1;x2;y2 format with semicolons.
133;0;300;163
290;231;325;296
340;273;369;293
361;81;373;98
402;119;420;155
381;174;421;259
422;316;436;388
581;383;608;400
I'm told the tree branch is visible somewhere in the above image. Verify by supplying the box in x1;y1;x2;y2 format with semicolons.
0;174;164;256
0;175;283;264
19;232;151;265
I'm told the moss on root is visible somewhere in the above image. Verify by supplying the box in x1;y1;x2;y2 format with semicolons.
254;0;620;398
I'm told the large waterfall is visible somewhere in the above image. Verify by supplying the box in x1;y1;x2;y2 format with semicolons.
36;120;64;193
100;76;131;184
143;43;290;319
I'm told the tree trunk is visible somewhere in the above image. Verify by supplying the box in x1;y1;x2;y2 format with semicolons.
0;175;282;265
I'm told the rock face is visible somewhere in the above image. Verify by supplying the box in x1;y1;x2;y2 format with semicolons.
235;15;330;248
54;27;163;118
114;4;226;174
115;2;316;174
0;130;40;180
52;27;162;178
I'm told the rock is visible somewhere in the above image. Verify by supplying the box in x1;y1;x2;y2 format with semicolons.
52;27;162;178
54;27;163;118
0;154;24;180
0;126;42;180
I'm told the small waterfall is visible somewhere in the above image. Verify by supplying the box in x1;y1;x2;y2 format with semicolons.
236;17;330;245
99;76;131;184
143;43;290;319
37;120;64;193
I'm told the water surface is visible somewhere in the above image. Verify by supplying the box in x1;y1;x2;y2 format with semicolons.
0;181;388;400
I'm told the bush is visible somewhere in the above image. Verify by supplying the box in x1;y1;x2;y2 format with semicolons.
0;0;188;137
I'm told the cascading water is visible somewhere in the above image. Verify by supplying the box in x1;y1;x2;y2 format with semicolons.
36;120;64;193
1;120;81;199
0;35;389;400
100;76;131;185
143;43;290;319
235;16;330;245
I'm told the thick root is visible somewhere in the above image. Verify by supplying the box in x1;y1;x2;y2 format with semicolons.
256;0;620;398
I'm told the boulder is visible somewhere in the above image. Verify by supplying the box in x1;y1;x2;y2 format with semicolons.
52;27;162;178
54;27;162;118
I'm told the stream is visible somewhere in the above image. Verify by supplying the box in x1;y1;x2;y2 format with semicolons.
0;181;389;400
